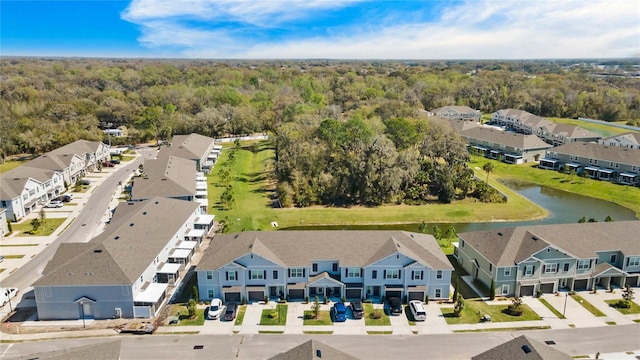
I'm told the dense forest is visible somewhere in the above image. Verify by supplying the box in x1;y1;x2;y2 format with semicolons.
1;58;638;206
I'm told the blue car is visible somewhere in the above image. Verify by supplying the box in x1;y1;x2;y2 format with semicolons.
331;302;347;322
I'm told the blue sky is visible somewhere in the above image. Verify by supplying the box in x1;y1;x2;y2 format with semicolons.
2;0;638;59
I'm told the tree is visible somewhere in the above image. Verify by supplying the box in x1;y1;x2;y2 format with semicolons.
604;216;614;222
445;225;457;239
39;207;47;227
30;217;42;233
453;294;465;317
621;285;635;308
187;298;197;318
578;216;587;223
312;296;321;319
482;162;495;184
453;278;459;303
192;285;199;303
432;226;442;240
490;278;496;300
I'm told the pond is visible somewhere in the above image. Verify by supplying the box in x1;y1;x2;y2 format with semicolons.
282;181;638;233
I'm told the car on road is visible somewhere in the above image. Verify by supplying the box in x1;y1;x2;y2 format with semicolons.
1;287;19;307
44;200;63;208
331;302;347;322
109;159;121;164
409;300;426;321
207;298;224;320
223;303;238;321
388;297;403;316
350;299;364;319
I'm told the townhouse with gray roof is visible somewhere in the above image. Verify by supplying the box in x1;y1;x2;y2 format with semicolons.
197;231;453;303
33;197;201;320
539;142;640;185
455;221;640;298
48;139;110;173
160;133;220;174
472;335;571;360
598;132;640;150
0;164;65;221
431;105;481;122
491;109;601;145
460;126;553;164
269;339;360;360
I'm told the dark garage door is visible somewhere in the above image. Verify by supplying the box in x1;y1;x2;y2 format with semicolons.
540;283;554;293
519;285;534;297
288;289;305;300
408;292;424;301
248;291;264;302
386;290;402;299
224;292;241;303
574;279;588;290
345;289;362;299
625;276;639;287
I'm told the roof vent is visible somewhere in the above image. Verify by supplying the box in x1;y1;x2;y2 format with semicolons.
497;232;503;236
532;236;539;241
93;249;102;253
396;243;401;248
521;345;531;354
130;223;134;227
143;211;147;215
114;236;120;240
316;349;322;358
155;201;159;204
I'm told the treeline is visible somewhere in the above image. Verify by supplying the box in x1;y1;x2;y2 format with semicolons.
1;58;639;161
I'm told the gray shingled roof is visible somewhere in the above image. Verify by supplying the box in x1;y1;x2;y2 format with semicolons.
131;155;196;200
198;231;453;271
34;197;199;286
432;105;479;114
461;127;553;150
459;221;640;266
551;142;640;165
268;339;360;360
6;340;122;360
430;117;480;133
601;132;640;145
472;335;571;360
549;123;600;139
25;153;78;171
48;139;104;155
162;133;215;161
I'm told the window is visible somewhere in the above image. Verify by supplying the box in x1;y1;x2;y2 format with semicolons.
207;290;214;298
435;288;441;298
489;264;493;272
563;263;570;272
460;240;464;248
140;276;143;283
385;269;400;279
226;271;236;281
412;271;423;280
273;270;278;279
347;268;361;278
628;257;640;267
290;268;304;277
577;259;590;270
332;263;338;272
525;265;533;276
372;270;377;279
206;271;213;280
250;270;264;280
610;254;617;264
436;270;443;279
501;284;509;296
504;268;511;277
545;263;558;273
312;263;318;272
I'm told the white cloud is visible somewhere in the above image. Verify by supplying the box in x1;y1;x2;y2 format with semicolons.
122;0;640;59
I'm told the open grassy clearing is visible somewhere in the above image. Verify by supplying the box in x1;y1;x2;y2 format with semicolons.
363;303;391;326
208;141;549;233
605;300;640;315
441;299;541;324
470;156;640;219
167;306;205;326
548;117;636;138
260;304;287;325
303;310;332;325
12;218;66;236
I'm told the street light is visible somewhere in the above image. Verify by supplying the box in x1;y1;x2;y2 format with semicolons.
79;300;86;328
562;292;568;319
4;289;13;312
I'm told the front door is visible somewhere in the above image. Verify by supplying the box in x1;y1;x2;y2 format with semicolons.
82;302;92;318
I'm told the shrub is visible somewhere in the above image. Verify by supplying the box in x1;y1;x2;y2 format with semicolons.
323;296;328;304
341;297;346;303
424;295;429;304
615;300;630;309
363;299;373;304
241;297;247;305
371;309;383;319
536;289;543;298
506;297;523;316
304;296;309;304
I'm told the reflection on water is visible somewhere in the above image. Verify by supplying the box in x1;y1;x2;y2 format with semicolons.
282;182;637;233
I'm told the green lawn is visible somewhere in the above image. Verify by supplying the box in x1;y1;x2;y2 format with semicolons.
260;304;288;325
470;156;640;219
538;298;565;319
12;218;66;236
303;310;332;325
235;305;247;325
209;141;549;233
363;303;391;326
548;117;634;138
441;299;541;324
1;255;24;259
168;306;205;326
570;295;606;317
605;300;640;315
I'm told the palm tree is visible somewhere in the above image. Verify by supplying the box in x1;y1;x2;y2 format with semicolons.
482;162;495;184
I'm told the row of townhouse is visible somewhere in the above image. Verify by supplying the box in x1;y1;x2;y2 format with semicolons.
491;109;602;145
455;221;640;298
460;126;554;164
196;231;453;304
33;197;207;320
539;142;640;185
159;133;222;175
430;105;482;122
598;132;640;150
0;140;110;221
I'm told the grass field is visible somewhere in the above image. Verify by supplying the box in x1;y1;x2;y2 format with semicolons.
548;117;635;138
363;303;391;326
260;304;288;325
12;218;66;236
470;156;640;219
208;141;548;233
303;310;332;325
605;300;640;315
441;299;541;324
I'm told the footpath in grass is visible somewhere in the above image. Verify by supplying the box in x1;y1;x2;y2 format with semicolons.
209;141;550;233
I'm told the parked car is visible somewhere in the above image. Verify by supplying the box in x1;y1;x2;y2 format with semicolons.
80;179;91;185
207;298;224;320
1;287;19;307
409;300;426;321
60;194;73;202
44;200;63;208
110;159;121;164
331;302;347;322
223;303;238;321
102;161;115;167
350;299;364;319
388;297;403;315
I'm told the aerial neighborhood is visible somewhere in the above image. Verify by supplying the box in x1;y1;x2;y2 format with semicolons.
1;106;639;359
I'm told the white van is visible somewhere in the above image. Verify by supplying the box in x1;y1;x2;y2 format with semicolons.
409;300;426;321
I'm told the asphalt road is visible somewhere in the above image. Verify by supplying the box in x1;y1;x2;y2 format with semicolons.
2;148;156;296
2;325;639;359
